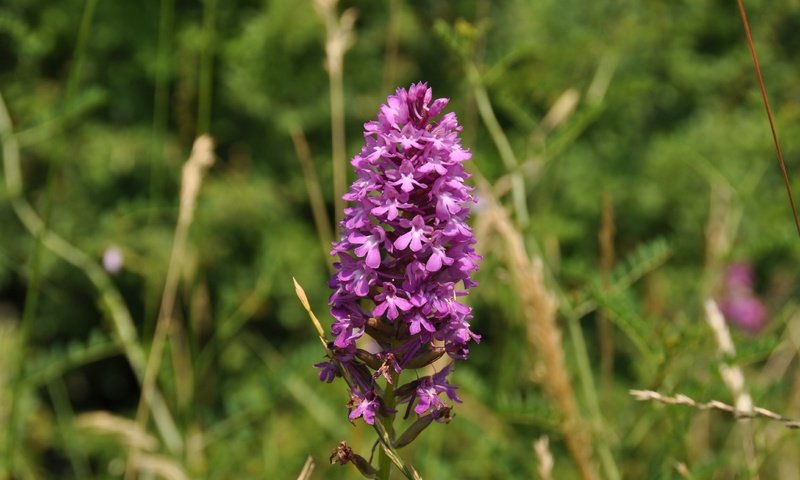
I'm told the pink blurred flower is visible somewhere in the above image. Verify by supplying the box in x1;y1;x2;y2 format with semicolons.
718;263;767;334
102;246;124;274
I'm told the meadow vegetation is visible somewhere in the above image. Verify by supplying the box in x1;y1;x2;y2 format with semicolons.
2;0;800;478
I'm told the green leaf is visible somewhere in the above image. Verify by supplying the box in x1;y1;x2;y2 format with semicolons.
593;289;662;366
607;238;671;294
25;332;121;386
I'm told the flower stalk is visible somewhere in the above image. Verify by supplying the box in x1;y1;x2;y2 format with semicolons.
377;369;398;480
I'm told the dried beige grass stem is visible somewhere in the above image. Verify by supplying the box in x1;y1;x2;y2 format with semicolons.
289;124;334;269
129;136;215;477
480;196;597;480
704;299;753;414
313;0;356;231
534;436;554;480
131;453;189;480
296;456;315;480
75;411;159;451
704;299;759;477
630;389;800;429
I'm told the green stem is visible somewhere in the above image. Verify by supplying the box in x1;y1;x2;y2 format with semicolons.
3;210;44;473
466;62;529;227
3;1;97;470
150;0;175;205
197;0;216;135
378;372;398;480
329;44;347;232
565;310;621;480
0;91;182;456
47;379;92;479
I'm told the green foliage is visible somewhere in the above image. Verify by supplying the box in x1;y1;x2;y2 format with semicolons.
2;0;800;478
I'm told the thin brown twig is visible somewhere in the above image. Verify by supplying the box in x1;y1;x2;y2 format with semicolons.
598;191;615;393
736;0;800;238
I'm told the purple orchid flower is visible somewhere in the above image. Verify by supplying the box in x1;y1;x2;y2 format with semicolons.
319;83;480;439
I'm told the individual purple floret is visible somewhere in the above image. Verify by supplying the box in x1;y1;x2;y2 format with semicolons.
324;82;480;426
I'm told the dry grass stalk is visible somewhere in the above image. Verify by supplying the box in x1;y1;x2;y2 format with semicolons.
75;411;159;451
629;389;800;428
131;453;189;480
289;124;334;270
704;299;752;413
293;278;326;343
381;0;400;93
761;309;800;383
495;88;581;198
496;57;616;197
185;423;207;474
697;180;742;465
296;456;315;480
530;88;580;145
478;195;597;480
129;136;215;477
674;462;693;479
598;191;615;393
313;0;356;231
533;436;554;480
586;53;618;106
704;299;759;477
703;182;735;295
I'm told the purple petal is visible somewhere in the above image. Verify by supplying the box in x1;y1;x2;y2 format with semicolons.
394;297;413;311
426;253;442;272
410;234;424;252
365;247;381;269
373;301;388;318
394;231;413;250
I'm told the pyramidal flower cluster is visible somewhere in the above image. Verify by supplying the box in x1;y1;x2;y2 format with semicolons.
317;83;480;427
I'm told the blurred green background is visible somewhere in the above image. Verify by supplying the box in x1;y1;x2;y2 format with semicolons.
2;0;800;478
